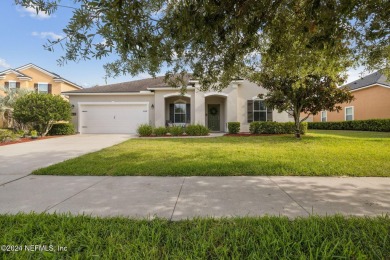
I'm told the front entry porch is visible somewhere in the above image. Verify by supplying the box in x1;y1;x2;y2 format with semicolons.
205;95;227;132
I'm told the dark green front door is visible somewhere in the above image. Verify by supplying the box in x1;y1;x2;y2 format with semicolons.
208;104;220;131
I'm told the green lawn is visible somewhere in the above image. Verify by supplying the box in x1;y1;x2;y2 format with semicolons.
33;130;390;176
0;213;388;259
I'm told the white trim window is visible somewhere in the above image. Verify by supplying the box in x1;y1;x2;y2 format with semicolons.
174;103;186;123
253;99;267;121
8;81;16;90
38;83;49;94
345;106;354;121
321;111;327;122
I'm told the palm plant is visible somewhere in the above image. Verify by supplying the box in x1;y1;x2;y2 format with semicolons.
0;87;31;129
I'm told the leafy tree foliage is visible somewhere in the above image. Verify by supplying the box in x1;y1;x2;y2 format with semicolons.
0;87;31;129
15;0;389;137
13;93;71;136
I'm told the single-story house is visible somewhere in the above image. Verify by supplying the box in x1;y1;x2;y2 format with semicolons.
64;76;294;134
312;71;390;122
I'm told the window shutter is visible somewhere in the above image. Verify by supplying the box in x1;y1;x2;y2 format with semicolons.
48;84;52;94
5;82;9;89
186;103;191;123
16;82;20;89
169;104;174;122
267;108;273;122
247;100;253;123
34;83;38;92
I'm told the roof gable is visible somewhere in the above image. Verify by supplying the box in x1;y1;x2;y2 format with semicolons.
344;71;390;91
2;63;82;89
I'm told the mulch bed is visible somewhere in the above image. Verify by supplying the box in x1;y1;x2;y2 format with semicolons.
0;135;63;147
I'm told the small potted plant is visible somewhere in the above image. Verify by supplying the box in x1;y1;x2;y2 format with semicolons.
30;130;38;139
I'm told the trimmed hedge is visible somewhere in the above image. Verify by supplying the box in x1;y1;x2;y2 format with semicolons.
185;124;210;136
48;123;75;135
308;119;390;132
137;124;153;136
168;126;184;136
153;127;168;136
228;122;240;134
250;122;308;134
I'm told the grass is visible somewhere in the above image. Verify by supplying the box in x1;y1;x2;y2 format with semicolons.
0;213;389;259
33;130;390;176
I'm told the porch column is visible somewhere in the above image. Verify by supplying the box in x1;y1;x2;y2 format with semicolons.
154;91;165;127
226;83;239;129
194;83;206;125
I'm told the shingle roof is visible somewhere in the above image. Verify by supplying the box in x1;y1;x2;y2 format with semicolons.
344;71;390;91
63;74;192;93
0;69;31;78
0;63;82;89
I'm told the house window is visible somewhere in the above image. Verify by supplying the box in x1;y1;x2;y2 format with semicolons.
345;106;354;121
38;83;49;94
253;100;267;121
321;111;327;122
174;103;186;123
7;81;17;89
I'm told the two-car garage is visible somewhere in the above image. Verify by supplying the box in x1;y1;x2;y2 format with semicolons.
78;102;149;134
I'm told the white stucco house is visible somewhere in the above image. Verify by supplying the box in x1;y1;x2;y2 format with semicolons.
63;76;293;134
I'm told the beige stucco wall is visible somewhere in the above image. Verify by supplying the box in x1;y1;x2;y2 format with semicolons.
313;85;390;122
68;94;155;132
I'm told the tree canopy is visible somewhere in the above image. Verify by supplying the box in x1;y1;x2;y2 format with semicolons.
15;0;389;137
13;93;72;136
16;0;389;86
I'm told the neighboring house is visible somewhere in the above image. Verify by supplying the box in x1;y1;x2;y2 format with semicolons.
313;71;390;122
64;76;293;134
0;63;82;128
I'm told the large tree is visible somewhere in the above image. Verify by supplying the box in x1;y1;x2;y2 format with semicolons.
16;0;389;136
13;93;71;136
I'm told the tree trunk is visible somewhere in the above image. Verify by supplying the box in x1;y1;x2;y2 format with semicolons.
293;110;301;139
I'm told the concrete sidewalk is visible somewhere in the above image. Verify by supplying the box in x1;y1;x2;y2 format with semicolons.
0;176;388;219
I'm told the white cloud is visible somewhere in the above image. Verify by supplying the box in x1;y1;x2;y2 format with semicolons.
0;58;11;69
346;67;371;84
32;31;64;41
18;6;51;20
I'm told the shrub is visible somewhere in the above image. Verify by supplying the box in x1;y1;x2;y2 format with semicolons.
0;129;19;143
154;126;168;136
30;130;38;137
250;121;308;134
308;119;390;132
185;124;210;136
168;126;184;136
48;123;75;135
227;122;240;134
13;93;71;136
137;124;153;136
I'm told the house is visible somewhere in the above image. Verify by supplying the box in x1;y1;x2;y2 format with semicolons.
0;63;82;128
64;76;294;134
312;71;390;122
0;63;82;95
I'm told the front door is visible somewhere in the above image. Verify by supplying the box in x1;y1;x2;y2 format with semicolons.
208;104;220;131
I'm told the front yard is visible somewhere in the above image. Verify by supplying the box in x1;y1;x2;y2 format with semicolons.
33;130;390;176
0;213;388;259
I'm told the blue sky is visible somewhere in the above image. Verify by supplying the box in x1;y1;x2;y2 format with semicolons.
0;1;368;88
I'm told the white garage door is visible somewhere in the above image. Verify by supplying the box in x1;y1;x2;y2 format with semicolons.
80;103;149;134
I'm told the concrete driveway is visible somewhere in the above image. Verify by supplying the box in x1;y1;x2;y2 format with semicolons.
0;134;133;185
0;176;388;219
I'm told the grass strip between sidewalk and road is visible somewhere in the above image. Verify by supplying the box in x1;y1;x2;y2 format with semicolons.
0;213;389;259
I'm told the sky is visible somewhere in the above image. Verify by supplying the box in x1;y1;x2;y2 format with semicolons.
0;1;370;88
